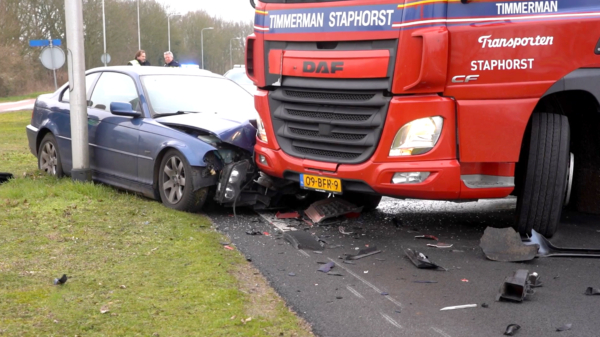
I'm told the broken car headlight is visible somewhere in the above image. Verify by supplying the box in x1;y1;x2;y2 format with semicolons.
215;160;250;203
256;116;268;142
389;117;443;156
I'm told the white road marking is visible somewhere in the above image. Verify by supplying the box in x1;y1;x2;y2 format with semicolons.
380;312;403;329
430;327;452;337
346;285;364;299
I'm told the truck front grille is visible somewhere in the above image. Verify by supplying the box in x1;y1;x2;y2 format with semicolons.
268;88;390;164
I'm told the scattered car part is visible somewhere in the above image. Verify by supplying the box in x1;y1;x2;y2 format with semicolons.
496;269;536;302
318;262;335;273
415;235;438;241
345;246;381;260
288;272;296;276
523;229;600;257
0;172;13;185
339;226;354;235
245;229;263;236
304;198;362;224
284;231;323;251
528;272;543;288
327;272;344;276
479;227;538;262
427;243;453;248
481;303;489;308
504;324;521;336
413;280;438;284
440;304;477;311
585;287;600;295
404;248;446;271
276;211;301;219
556;323;572;332
53;274;68;285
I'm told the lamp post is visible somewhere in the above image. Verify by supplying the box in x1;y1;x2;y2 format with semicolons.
102;0;107;66
230;37;241;70
201;27;214;70
137;0;140;50
167;13;181;51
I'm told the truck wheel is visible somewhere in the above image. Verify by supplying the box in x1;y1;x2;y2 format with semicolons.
158;149;207;212
340;192;382;212
515;113;570;238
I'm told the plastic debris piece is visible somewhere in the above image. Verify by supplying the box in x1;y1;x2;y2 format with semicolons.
284;231;323;251
479;227;538;262
345;246;382;260
100;305;110;314
288;272;296;276
339;226;354;235
246;229;263;236
395;310;402;313
381;292;389;296
276;211;301;219
481;303;489;308
461;279;469;283
53;274;68;285
427;243;453;248
224;245;234;250
318;262;335;273
585;287;600;295
327;272;344;276
504;324;520;336
413;280;438;284
0;172;13;185
528;272;543;288
263;232;270;236
305;198;363;223
415;235;438;241
556;323;572;332
497;269;536;302
364;271;368;273
440;304;477;311
342;260;355;265
404;248;446;271
336;296;343;299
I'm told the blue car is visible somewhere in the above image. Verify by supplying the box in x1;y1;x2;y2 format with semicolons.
26;66;258;212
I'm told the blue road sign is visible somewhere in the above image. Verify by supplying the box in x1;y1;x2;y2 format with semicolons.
29;39;61;47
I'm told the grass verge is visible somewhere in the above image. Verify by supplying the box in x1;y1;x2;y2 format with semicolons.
0;111;313;336
0;92;50;103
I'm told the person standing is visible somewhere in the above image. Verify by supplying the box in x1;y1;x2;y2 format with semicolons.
163;51;181;67
127;50;151;66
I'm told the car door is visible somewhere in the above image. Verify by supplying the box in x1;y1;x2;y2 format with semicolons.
87;71;142;184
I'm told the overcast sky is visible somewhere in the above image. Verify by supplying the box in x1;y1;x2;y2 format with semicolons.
155;0;255;23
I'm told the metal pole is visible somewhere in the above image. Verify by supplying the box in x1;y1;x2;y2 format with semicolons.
137;0;140;50
49;40;58;90
230;37;241;70
201;27;213;70
65;0;91;182
102;0;107;67
168;16;171;51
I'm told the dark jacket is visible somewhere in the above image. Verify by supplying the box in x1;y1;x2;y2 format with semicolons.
164;60;181;67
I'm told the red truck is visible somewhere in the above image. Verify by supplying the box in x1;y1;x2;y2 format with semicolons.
245;0;600;237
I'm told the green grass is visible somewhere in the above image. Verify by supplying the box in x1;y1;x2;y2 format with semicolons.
0;92;50;103
0;111;313;336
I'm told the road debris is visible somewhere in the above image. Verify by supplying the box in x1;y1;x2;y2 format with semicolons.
585;287;600;295
479;227;538;262
461;279;469;283
344;246;381;260
0;172;13;185
245;229;263;236
440;304;477;311
284;231;323;251
504;324;520;336
100;305;110;314
53;274;68;285
528;272;543;288
404;248;446;271
523;229;600;257
413;280;438;284
415;235;438;241
556;323;572;332
497;269;536;302
318;262;335;273
304;198;363;224
481;303;489;308
224;245;234;251
427;243;453;248
288;272;296;276
241;317;252;324
327;272;344;276
339;226;354;235
276;211;301;219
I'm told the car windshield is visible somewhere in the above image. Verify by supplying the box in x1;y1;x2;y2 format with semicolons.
226;70;254;86
140;75;255;117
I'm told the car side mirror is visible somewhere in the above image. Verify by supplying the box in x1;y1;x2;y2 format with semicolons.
110;102;141;117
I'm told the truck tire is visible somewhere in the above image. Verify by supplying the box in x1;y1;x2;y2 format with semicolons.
515;113;570;238
339;192;382;212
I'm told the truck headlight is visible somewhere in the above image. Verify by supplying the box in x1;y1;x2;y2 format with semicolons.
389;117;443;156
257;116;268;142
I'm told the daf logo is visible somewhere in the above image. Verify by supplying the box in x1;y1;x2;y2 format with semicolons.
452;75;479;83
303;61;344;74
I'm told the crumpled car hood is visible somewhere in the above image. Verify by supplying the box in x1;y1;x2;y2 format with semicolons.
157;112;257;152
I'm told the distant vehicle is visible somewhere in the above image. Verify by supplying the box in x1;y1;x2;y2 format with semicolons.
224;65;257;95
26;66;258;212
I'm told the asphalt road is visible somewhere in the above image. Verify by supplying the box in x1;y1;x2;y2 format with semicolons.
206;197;600;337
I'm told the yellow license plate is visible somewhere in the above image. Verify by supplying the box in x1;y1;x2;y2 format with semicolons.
300;174;342;193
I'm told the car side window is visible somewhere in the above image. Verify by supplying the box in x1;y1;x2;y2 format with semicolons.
60;72;101;103
89;72;140;112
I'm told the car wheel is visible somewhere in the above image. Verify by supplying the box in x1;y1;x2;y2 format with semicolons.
339;192;382;212
38;133;64;177
515;113;570;238
158;150;207;212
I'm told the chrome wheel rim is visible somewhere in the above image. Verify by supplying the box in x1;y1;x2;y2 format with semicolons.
162;156;186;204
40;141;58;175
